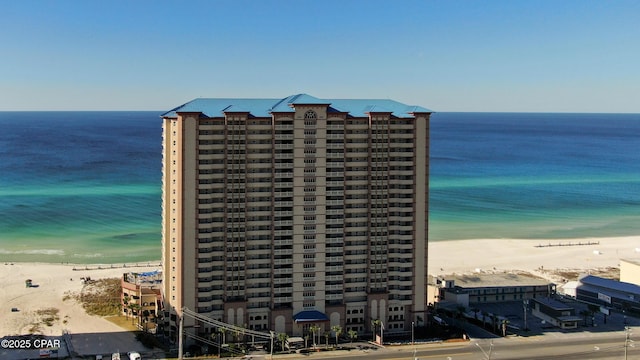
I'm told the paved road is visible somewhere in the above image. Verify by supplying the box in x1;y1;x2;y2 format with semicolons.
243;329;638;360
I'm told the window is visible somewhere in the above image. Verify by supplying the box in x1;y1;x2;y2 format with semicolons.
304;110;317;120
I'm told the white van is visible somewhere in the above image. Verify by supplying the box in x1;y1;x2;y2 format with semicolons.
127;352;141;360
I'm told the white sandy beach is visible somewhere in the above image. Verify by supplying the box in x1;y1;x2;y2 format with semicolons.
0;262;160;357
429;236;640;277
2;236;640;349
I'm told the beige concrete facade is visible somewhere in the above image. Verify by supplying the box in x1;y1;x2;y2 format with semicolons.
121;271;162;333
620;258;640;285
161;96;432;341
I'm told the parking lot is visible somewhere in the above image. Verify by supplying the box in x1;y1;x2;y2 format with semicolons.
456;298;640;339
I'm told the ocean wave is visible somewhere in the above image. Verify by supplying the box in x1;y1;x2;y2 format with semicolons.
0;184;160;197
0;248;65;255
431;175;640;189
71;253;104;258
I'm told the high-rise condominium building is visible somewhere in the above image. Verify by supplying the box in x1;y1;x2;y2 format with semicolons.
161;94;432;341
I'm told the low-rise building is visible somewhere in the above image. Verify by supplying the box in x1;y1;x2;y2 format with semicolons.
121;270;163;332
575;274;640;313
530;298;581;329
436;272;555;308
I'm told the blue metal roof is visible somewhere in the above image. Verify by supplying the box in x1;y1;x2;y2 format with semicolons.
293;310;329;323
162;94;432;118
579;275;640;296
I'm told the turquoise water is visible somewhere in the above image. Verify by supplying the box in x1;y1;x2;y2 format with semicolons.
429;112;640;241
1;111;639;263
0;112;162;263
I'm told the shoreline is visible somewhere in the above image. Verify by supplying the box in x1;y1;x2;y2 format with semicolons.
2;234;639;270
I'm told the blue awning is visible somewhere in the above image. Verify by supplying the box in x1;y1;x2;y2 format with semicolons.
293;310;329;323
139;270;160;277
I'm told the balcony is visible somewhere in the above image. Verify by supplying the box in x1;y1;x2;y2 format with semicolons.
274;259;293;267
274;182;293;188
274;248;293;256
275;153;293;159
273;277;292;285
273;296;293;303
275;124;294;131
274;268;293;275
275;171;293;178
274;220;294;227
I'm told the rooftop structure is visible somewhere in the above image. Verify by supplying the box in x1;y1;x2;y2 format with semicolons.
530;297;581;329
576;274;640;313
437;272;555;307
162;94;432;119
446;273;552;288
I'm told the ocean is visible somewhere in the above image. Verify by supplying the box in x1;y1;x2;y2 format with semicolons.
0;111;639;264
0;112;162;264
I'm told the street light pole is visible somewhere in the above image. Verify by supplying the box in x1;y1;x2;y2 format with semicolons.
625;326;633;360
523;299;529;331
178;310;184;360
411;321;414;345
270;331;275;360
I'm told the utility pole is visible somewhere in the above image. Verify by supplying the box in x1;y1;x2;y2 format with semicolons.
625;326;633;360
270;331;275;360
411;321;415;345
178;310;184;360
523;299;529;331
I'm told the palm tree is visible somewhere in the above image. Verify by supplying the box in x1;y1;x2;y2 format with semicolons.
587;304;599;326
212;328;226;356
309;324;321;348
472;308;480;321
488;314;497;334
277;332;288;351
481;311;489;329
234;328;241;343
217;327;227;349
347;329;358;343
129;303;141;325
123;295;130;317
371;319;382;341
456;306;466;328
331;325;342;345
501;319;510;337
579;310;590;326
142;310;150;333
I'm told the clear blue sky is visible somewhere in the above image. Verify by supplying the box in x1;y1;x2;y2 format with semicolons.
2;0;639;112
